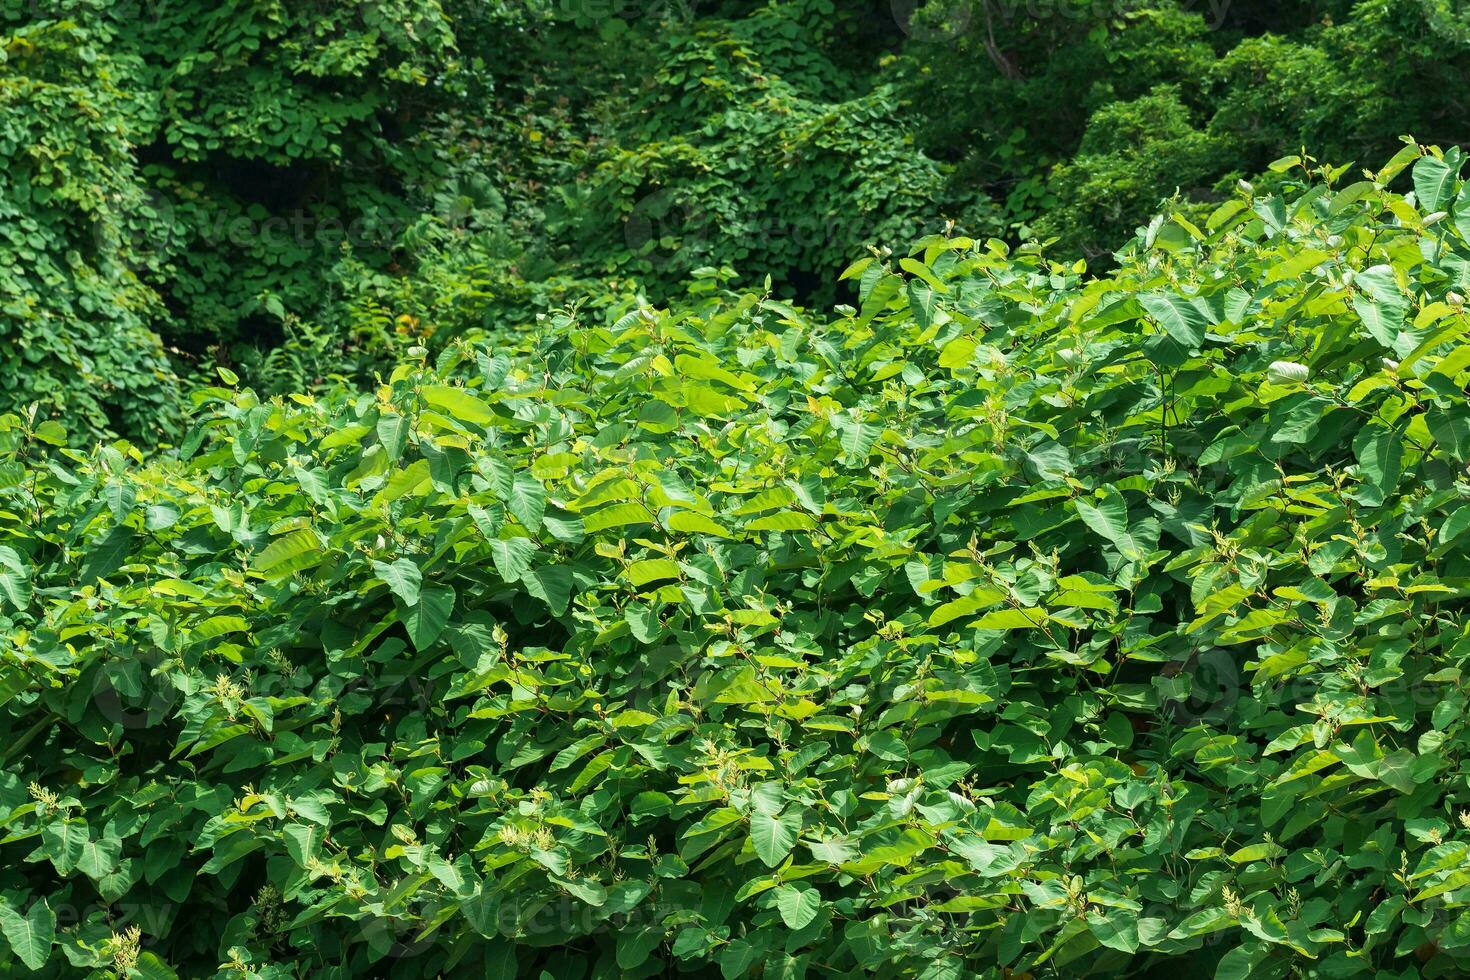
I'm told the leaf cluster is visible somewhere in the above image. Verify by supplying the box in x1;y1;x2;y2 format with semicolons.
7;148;1470;977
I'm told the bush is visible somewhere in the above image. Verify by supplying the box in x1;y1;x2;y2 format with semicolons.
0;22;181;442
7;146;1470;977
558;3;991;305
1036;86;1227;257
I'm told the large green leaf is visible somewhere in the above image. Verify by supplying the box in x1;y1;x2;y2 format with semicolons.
508;473;547;532
373;558;423;606
523;563;573;615
1139;292;1212;348
774;883;822;930
1414;152;1459;212
486;536;538;582
750;810;802;868
1074;490;1139;560
405;584;456;650
0;546;29;611
1352;264;1408;348
0;898;53;971
77;836;122;880
422;385;495;425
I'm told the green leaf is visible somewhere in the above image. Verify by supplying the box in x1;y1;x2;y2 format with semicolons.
974;608;1048;630
907;278;939;331
1414;153;1458;212
1214;945;1267;980
583;502;654;532
377;413;412;460
838;419;878;461
937;337;975;369
1139;292;1211;348
746;511;819;532
372;558;423;606
427;853;467;894
77;836;122;880
1075;490;1139;559
773;883;822;930
0;546;30;611
524;564;573;615
32;420;67;446
1353;265;1408;347
487;537;538;582
1377;749;1418;793
508;473;547;531
422;385;495;425
627;559;680;587
667;511;730;537
750;809;801;868
1453;179;1470;243
133;952;180;980
1355;423;1404;505
1441;506;1470;551
1088;912;1139;954
41;820;86;875
291;462;330;506
283;824;320;867
0;897;54;971
1227;841;1285;863
720;939;760;980
856;273;903;327
1429;406;1470;461
616;926;663;970
483;939;519;979
929;588;1005;628
255;529;322;576
405;584;456;650
80;526;136;584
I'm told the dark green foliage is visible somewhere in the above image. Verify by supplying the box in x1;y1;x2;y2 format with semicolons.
553;1;989;302
894;0;1470;251
17;0;1470;437
1037;86;1226;257
1;0;474;436
0;22;180;442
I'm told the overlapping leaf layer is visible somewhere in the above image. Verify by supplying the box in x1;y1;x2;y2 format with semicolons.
7;151;1470;977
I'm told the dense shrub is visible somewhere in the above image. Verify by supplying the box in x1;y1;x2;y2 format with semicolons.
7;147;1470;976
548;0;990;305
1036;85;1227;257
23;0;1470;441
0;0;473;436
894;0;1470;249
0;22;181;443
